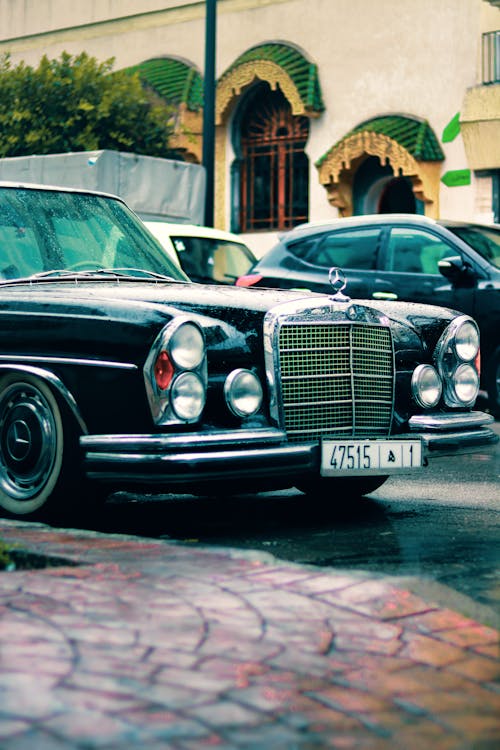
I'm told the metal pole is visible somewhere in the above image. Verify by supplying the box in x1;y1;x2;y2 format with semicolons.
203;0;216;227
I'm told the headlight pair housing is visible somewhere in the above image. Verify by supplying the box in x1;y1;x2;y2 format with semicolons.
144;318;206;424
144;319;264;424
412;316;480;409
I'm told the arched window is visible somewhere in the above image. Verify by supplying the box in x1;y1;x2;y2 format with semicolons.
233;83;309;232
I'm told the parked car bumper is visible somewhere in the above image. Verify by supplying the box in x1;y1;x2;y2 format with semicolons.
81;414;498;487
408;411;499;453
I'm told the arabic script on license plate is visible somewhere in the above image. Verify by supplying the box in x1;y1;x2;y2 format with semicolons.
321;439;422;475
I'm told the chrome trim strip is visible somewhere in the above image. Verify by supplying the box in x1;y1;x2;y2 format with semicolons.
80;427;286;452
84;443;317;483
0;354;137;370
408;411;494;431
0;363;88;433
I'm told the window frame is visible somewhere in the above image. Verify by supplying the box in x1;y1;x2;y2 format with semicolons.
234;84;310;233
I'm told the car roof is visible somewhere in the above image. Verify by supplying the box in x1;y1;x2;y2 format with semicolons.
280;214;438;239
144;221;252;246
279;214;500;241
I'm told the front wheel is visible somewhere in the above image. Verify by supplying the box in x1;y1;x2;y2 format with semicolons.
0;374;83;520
296;475;389;498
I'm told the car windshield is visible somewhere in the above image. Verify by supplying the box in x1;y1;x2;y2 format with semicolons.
0;186;189;282
447;224;500;270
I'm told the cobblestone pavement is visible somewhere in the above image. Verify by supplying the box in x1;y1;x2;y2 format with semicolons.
0;519;498;749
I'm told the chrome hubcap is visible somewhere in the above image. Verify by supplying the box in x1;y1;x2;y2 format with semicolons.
0;383;57;500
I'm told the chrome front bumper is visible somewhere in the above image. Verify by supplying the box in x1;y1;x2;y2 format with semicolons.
407;411;498;453
81;412;498;488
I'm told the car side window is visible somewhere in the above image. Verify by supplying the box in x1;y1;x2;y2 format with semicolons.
172;237;208;279
288;228;381;269
387;228;456;274
172;236;254;282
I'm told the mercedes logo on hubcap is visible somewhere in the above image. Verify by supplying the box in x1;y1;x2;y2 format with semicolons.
6;419;31;462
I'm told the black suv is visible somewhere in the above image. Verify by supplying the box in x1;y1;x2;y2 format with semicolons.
237;214;500;417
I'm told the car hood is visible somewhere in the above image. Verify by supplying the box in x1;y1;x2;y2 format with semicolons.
0;279;457;366
0;277;458;318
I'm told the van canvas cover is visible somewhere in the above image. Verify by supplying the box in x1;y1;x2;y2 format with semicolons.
0;150;206;225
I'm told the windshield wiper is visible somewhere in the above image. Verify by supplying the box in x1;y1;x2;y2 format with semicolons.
91;267;177;281
0;267;178;285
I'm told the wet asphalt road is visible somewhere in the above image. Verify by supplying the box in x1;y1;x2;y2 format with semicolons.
86;419;500;626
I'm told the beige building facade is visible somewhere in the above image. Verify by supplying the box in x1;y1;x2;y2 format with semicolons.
1;0;499;255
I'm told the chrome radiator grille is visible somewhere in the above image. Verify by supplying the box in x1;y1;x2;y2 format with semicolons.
278;323;394;442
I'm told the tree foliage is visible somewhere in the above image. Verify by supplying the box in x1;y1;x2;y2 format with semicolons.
0;51;177;158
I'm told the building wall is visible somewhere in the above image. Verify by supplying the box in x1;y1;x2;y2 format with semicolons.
1;0;498;255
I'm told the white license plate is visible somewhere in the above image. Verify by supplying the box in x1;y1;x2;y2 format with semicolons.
321;439;422;475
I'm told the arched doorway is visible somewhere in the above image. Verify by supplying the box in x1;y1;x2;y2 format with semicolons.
353;156;421;214
378;177;418;213
316;116;444;218
232;82;310;232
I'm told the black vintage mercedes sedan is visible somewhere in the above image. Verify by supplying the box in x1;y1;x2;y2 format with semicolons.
0;182;497;522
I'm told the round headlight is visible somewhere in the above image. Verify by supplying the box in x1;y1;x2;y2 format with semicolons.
171;372;205;420
454;320;479;361
411;364;442;408
452;363;479;405
169;323;204;369
224;369;263;417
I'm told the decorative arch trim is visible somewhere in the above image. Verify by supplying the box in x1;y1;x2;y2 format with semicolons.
123;57;204;163
317;131;425;185
315;117;444;218
216;43;324;125
124;57;203;111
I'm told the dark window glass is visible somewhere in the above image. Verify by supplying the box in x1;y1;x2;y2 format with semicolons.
171;236;255;282
448;225;500;269
386;228;455;274
288;228;381;269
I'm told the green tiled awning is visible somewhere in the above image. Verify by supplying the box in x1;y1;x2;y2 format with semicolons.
319;116;444;165
124;58;203;111
221;43;324;114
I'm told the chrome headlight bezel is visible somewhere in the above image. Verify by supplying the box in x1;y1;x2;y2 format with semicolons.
224;368;263;417
452;319;480;362
434;315;480;407
144;317;207;425
169;322;205;369
411;364;442;408
170;371;205;420
450;363;480;407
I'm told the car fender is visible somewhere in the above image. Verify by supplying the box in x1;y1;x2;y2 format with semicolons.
0;363;88;434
